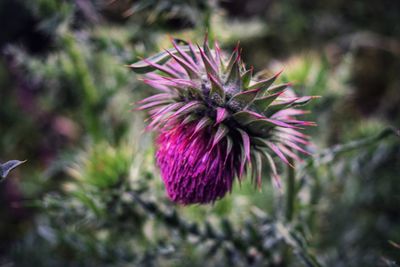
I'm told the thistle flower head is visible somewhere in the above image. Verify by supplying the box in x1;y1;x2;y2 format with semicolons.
130;36;316;204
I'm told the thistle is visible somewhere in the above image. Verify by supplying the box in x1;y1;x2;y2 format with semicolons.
129;36;316;205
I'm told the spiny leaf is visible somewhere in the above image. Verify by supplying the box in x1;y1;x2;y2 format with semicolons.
268;143;293;167
214;41;223;70
289;96;320;107
165;49;199;79
282;119;317;127
225;136;233;163
278;132;310;145
203;33;216;67
137;99;172;110
170;37;197;68
237;129;251;162
253;91;285;112
239;143;247;178
241;67;253;88
198;44;218;77
225;43;240;74
261;151;282;191
267;82;292;94
252;150;263;188
192;117;212;136
284;140;312;155
172;101;204;118
265;96;318;117
264;118;300;129
212;124;229;148
272;109;310;119
128;46;190;74
150;102;184;120
208;74;225;102
229;88;259;108
225;56;241;89
138;93;173;104
247;69;283;93
181;114;198;125
246;119;275;136
278;144;302;161
246;118;298;137
1;160;26;179
264;98;298;116
232;110;264;126
140;59;178;77
233;110;265;126
188;41;199;64
250;136;269;147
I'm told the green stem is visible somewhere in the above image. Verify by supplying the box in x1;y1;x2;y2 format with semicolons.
285;157;296;222
282;157;296;266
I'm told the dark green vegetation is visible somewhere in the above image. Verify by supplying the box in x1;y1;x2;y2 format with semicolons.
0;0;399;266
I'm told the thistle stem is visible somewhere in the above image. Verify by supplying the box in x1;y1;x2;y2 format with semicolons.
282;157;296;266
285;157;296;222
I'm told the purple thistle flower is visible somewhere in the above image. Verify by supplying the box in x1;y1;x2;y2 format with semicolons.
156;123;238;204
130;36;317;205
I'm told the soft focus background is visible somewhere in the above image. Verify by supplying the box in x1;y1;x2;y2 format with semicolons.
0;0;399;266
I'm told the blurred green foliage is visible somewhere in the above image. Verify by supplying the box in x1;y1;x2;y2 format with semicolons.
0;0;399;266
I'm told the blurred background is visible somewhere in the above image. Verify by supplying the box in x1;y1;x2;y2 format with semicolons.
0;0;399;266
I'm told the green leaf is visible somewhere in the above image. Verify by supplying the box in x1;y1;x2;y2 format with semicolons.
233;111;264;126
208;74;225;103
128;46;190;74
246;119;275;136
203;34;215;66
198;44;218;77
225;56;241;90
232;111;264;126
289;96;319;107
241;67;253;88
266;82;291;94
229;88;259;108
250;136;269;147
247;70;283;93
253;91;284;112
1;160;26;180
264;99;297;116
225;44;239;74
